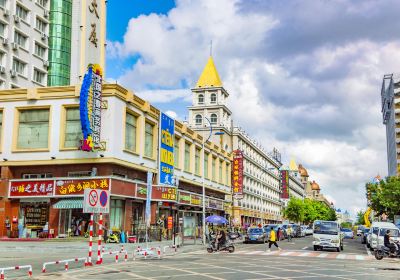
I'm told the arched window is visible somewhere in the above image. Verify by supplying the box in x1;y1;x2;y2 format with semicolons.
195;114;202;125
210;93;217;104
210;113;217;124
198;94;204;104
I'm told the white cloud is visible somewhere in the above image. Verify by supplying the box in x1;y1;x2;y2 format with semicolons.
106;0;400;216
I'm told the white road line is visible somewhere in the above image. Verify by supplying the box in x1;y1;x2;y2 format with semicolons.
317;253;328;258
365;245;372;256
299;252;311;256
336;254;347;259
302;246;309;250
244;251;262;255
280;251;294;256
356;255;364;260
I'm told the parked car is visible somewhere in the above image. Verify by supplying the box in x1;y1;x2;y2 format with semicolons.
369;222;400;251
357;225;366;236
341;228;354;239
244;227;266;243
361;228;369;244
305;226;313;236
263;224;276;238
300;226;308;237
367;226;378;249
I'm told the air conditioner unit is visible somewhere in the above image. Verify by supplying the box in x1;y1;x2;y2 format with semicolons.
0;66;5;74
10;69;17;77
43;60;49;67
13;15;20;23
4;9;10;17
43;10;49;18
11;42;19;50
41;32;47;41
2;38;8;45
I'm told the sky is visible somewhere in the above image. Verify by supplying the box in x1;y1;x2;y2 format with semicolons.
105;0;400;217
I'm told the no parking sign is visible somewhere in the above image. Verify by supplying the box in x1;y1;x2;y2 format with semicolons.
83;189;110;213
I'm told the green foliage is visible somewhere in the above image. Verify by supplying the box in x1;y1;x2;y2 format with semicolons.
341;222;352;229
284;198;336;224
367;176;400;219
356;210;365;225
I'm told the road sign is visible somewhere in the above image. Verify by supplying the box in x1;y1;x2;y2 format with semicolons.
83;189;109;213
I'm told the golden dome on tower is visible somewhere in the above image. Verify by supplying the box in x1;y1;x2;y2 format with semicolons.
298;164;309;177
311;180;320;191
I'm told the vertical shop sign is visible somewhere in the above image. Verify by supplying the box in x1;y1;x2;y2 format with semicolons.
280;170;290;199
232;150;244;199
145;172;153;227
79;64;103;151
158;112;175;186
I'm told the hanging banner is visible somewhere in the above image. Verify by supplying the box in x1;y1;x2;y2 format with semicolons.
79;63;103;151
232;150;244;199
280;170;290;199
145;172;153;227
158;112;175;186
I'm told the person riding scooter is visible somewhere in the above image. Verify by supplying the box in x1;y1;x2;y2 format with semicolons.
216;229;226;251
384;230;397;255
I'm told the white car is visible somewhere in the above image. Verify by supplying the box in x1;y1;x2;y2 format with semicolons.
369;222;400;251
313;220;343;252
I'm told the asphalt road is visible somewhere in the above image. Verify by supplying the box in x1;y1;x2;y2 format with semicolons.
1;235;399;279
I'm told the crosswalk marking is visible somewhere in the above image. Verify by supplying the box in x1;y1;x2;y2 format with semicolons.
336;254;347;259
317;253;328;258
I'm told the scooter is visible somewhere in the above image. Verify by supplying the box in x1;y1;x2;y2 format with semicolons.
228;231;242;241
106;231;120;243
207;238;235;253
374;240;400;260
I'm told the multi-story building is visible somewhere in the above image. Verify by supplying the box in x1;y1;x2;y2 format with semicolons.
0;0;50;88
299;164;331;207
381;74;400;177
0;83;231;238
0;0;106;90
188;56;283;226
287;159;305;199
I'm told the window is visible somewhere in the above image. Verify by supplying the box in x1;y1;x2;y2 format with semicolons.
144;122;154;158
184;142;190;172
110;199;124;230
67;171;91;177
225;163;229;185
210;93;217;104
36;0;48;8
33;68;45;84
17;109;49;149
195;148;200;175
195;114;202;125
212;157;216;181
22;173;52;179
198;94;204;104
35;17;47;32
64;107;80;148
34;42;46;58
0;0;5;8
219;160;223;183
14;31;27;48
174;138;180;168
210;113;217;124
0;52;4;66
16;5;28;21
0;22;5;37
125;113;137;152
204;153;209;179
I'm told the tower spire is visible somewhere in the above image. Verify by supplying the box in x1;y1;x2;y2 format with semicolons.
210;40;213;56
196;56;222;88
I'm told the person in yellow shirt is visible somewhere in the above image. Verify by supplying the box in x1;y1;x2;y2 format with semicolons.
267;228;282;252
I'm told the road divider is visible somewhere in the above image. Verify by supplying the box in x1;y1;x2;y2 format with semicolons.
101;250;128;263
0;265;32;279
133;246;161;260
42;257;87;273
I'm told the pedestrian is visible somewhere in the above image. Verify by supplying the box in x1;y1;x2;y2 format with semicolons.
277;227;283;241
287;225;292;242
267;228;282;252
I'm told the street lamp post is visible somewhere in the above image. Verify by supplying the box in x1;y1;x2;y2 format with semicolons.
202;117;213;246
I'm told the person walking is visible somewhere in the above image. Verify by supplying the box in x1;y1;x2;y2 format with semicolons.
287;225;293;242
267;228;282;252
277;227;283;241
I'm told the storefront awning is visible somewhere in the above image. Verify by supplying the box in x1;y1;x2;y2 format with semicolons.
53;199;83;209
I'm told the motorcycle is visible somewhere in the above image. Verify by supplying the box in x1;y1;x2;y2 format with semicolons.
228;231;242;241
374;240;400;260
207;238;235;253
106;231;120;243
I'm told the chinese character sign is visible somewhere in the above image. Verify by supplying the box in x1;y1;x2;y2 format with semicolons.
54;178;109;196
79;64;103;152
152;186;177;202
232;150;244;199
159;112;175;186
9;180;54;197
280;170;290;199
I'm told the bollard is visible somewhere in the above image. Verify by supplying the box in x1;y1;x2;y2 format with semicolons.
64;262;69;271
157;248;161;259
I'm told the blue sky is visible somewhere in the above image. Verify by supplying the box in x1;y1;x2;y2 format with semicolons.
103;0;400;216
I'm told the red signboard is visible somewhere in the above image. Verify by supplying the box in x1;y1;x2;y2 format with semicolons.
54;178;110;196
232;150;244;199
152;186;177;202
280;170;290;199
167;216;173;230
9;180;54;197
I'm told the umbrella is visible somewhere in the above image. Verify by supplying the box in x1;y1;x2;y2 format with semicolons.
206;215;228;224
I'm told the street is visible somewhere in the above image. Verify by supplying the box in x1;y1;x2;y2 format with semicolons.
1;236;400;279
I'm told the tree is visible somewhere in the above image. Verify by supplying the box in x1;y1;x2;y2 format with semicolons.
284;197;305;223
356;210;365;225
341;222;352;229
303;199;318;224
367;176;400;219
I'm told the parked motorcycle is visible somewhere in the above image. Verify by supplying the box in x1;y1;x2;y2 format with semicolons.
228;231;242;241
374;241;400;260
106;231;120;243
207;238;235;253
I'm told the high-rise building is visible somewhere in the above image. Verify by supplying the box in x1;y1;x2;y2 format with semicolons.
48;0;106;86
188;56;283;225
0;0;106;90
0;0;50;88
381;74;400;176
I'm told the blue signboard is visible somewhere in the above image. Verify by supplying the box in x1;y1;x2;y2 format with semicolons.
159;112;175;186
